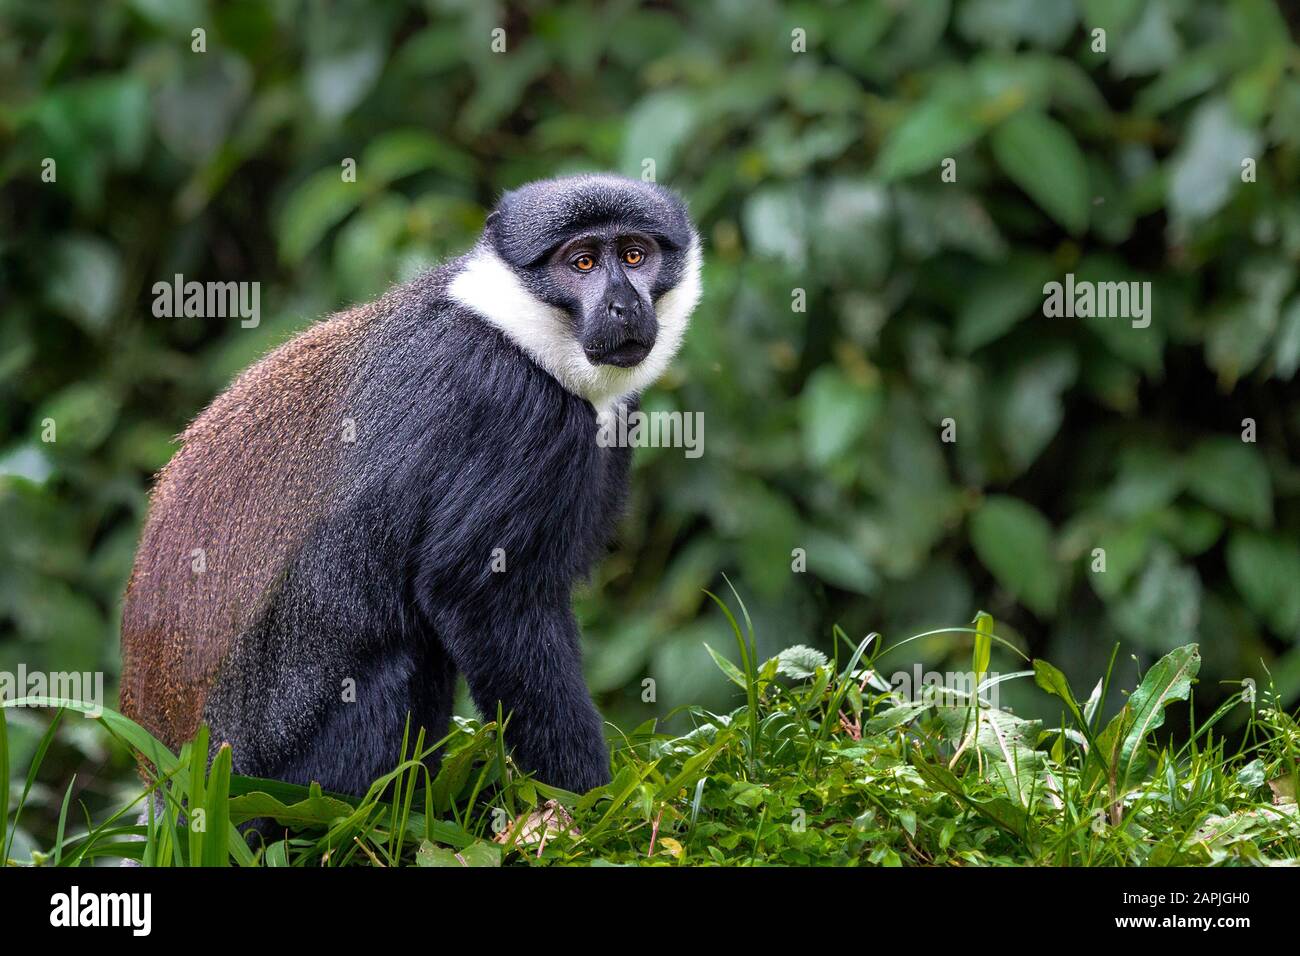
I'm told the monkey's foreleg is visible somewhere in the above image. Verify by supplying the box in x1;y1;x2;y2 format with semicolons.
436;600;611;794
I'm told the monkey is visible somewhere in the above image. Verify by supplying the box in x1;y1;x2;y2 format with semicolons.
120;174;702;798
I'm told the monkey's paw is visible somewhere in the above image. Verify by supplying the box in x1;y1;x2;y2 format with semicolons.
494;799;579;848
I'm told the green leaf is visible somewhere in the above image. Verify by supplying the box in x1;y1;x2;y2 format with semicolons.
1226;531;1300;639
969;496;1061;616
1273;297;1300;379
226;785;357;828
909;750;1029;836
997;350;1078;472
37;382;121;453
1033;659;1088;730
799;367;878;467
803;528;878;596
417;838;500;867
2;698;254;866
1111;544;1202;653
937;705;1046;806
954;256;1058;352
457;840;502;867
866;702;929;733
1185;438;1272;527
0;709;8;864
187;724;209;866
703;642;747;689
43;236;123;335
877;96;986;180
621;91;697;180
304;30;386;121
1167;98;1260;225
1091;644;1200;794
972;610;993;678
277;168;366;264
990;110;1089;232
202;743;232;866
775;645;828;680
742;186;809;266
362;129;475;185
958;0;1076;50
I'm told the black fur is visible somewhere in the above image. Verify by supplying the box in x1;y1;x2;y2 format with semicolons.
202;268;633;795
128;174;698;800
490;173;694;266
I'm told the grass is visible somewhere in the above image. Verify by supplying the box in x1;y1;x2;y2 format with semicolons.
3;591;1298;866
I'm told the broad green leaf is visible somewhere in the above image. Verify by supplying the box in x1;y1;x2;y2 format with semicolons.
361;129;475;185
305;31;385;120
865;702;929;733
277;168;366;264
37;382;121;453
1091;644;1200;794
909;750;1030;836
1111;544;1202;653
937;705;1045;806
774;645;828;680
43;236;123;335
799;367;879;467
990;110;1089;232
803;528;878;596
416;839;500;867
457;840;502;867
1226;531;1300;639
1033;659;1087;728
227;786;357;828
742;185;808;266
621;91;697;180
1273;297;1300;379
969;496;1061;616
954;255;1057;352
957;0;1076;50
1185;437;1272;527
877;96;986;180
997;350;1078;472
1167;98;1260;225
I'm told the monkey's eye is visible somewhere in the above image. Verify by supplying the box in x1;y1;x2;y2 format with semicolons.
622;248;644;267
572;254;596;272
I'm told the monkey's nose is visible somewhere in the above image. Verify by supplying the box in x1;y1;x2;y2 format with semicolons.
607;298;639;323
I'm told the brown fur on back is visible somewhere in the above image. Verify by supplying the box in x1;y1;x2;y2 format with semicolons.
120;306;372;749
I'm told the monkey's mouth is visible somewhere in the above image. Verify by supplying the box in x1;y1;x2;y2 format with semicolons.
585;338;653;368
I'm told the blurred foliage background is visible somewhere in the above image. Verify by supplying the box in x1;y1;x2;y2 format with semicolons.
3;0;1300;847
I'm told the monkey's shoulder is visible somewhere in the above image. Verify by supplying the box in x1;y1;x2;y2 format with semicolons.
361;282;597;433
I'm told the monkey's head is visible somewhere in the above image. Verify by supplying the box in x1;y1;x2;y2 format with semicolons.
450;174;702;414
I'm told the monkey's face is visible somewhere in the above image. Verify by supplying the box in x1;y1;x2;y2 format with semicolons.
541;226;663;368
467;175;702;405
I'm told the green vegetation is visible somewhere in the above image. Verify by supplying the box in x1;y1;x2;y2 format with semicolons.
4;0;1300;856
4;604;1297;866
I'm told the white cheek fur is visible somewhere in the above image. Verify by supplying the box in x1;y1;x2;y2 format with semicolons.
448;239;702;417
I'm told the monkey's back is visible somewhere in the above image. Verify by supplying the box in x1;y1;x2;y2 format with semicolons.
119;304;374;749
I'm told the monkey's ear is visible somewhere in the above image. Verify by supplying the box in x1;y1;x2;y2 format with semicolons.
485;209;500;230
